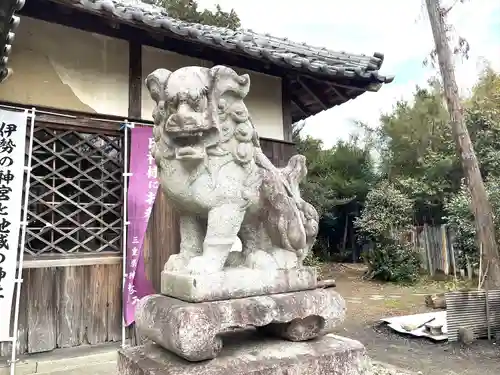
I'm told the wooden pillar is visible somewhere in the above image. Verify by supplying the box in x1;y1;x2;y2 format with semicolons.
128;42;142;119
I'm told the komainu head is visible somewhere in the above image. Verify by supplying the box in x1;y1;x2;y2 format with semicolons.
145;65;256;165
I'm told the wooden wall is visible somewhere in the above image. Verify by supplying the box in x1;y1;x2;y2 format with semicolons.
0;264;122;356
142;191;180;292
260;139;297;168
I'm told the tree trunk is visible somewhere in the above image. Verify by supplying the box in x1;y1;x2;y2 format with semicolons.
342;214;349;251
425;0;500;288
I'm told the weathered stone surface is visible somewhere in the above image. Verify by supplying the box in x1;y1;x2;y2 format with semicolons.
161;266;317;302
145;65;319;276
135;288;346;361
118;331;367;375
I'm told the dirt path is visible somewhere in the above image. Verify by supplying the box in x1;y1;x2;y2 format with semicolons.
323;264;500;375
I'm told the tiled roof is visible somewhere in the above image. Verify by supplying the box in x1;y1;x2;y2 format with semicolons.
0;0;25;83
59;0;393;85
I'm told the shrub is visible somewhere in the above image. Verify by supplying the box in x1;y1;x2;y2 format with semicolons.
443;183;478;269
444;178;500;269
354;181;413;242
363;241;421;283
355;181;421;283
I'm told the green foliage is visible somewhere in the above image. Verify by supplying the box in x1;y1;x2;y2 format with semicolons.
444;178;500;269
443;183;477;268
303;252;324;279
354;182;421;283
363;242;421;283
296;135;375;217
156;0;241;29
376;68;500;227
377;83;461;224
466;67;500;179
293;133;376;259
442;67;500;269
294;65;500;282
369;66;500;278
354;181;413;242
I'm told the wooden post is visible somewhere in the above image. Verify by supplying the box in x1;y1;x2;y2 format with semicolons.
342;214;349;252
450;235;458;281
425;0;500;288
441;225;449;275
128;42;142;119
424;224;434;276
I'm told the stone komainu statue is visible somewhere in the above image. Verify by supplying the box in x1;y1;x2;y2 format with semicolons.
145;65;319;274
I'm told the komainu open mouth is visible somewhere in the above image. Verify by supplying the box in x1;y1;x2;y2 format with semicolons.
172;131;205;147
170;131;207;160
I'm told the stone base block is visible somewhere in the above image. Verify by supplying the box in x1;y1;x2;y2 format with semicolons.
161;267;317;302
118;332;368;375
135;288;346;361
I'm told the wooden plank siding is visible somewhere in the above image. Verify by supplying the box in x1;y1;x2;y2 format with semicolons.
142;191;180;292
0;264;123;356
260;138;297;168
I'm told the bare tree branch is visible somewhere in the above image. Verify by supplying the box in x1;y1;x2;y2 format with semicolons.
292;120;306;139
421;0;471;66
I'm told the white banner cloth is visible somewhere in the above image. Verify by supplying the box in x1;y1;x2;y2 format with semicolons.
0;109;27;341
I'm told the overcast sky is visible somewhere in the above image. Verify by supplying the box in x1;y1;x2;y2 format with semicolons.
197;0;500;148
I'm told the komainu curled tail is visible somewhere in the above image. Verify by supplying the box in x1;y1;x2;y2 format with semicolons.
260;154;319;263
280;155;319;260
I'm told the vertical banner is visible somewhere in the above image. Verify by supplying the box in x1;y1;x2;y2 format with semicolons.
0;109;27;340
124;125;158;326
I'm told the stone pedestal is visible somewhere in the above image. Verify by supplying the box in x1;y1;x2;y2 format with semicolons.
135;288;346;361
118;331;368;375
161;267;318;302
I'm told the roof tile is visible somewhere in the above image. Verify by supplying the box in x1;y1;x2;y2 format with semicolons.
60;0;394;84
0;0;25;83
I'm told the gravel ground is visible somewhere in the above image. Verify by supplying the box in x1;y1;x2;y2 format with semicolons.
323;263;500;375
343;322;500;375
369;361;418;375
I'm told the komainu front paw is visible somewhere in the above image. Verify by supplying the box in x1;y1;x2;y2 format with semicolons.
270;248;298;269
244;250;278;270
224;251;245;268
186;255;223;274
164;254;191;272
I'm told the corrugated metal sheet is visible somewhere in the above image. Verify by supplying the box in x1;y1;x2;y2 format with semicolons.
446;289;500;342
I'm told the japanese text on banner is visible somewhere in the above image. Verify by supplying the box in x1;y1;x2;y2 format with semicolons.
123;126;157;326
0;109;28;341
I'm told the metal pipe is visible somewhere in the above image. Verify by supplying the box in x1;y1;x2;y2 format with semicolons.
485;282;491;341
121;121;131;347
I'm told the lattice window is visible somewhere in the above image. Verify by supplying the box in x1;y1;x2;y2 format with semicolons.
25;125;124;256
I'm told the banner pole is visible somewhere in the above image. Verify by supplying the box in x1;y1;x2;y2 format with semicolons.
121;120;132;347
10;108;36;375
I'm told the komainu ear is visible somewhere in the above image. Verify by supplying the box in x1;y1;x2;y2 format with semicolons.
145;68;172;104
209;65;250;102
